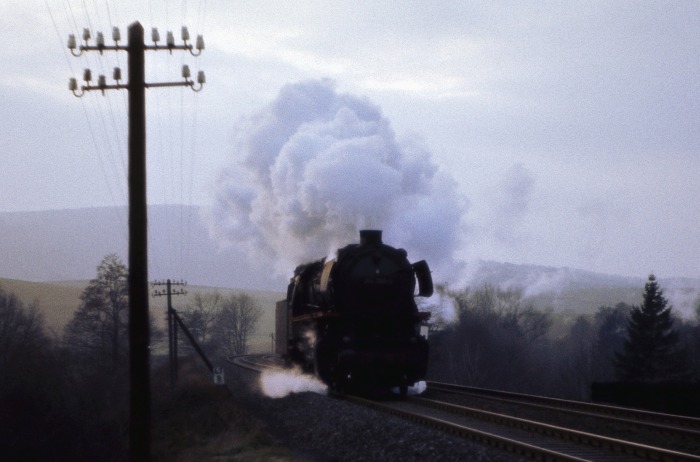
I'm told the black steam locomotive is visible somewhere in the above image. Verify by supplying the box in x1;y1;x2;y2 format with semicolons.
275;230;433;395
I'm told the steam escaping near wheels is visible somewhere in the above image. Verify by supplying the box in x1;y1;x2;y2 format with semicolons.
260;367;327;398
392;381;427;396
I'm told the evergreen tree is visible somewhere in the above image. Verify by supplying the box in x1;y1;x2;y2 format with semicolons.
593;303;630;381
614;274;687;382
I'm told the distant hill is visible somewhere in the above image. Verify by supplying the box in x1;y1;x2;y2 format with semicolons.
1;207;698;319
0;205;287;290
466;261;700;318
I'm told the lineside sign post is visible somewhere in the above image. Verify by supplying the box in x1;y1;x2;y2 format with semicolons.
213;366;225;385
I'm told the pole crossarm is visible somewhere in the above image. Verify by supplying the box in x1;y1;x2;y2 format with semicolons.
74;44;127;54
72;79;202;96
74;44;199;54
68;23;206;97
68;25;204;57
145;80;200;90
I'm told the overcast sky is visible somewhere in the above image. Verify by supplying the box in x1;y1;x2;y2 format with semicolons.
1;1;699;281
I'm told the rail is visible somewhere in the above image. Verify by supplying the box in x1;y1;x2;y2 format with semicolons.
345;394;700;462
427;381;700;438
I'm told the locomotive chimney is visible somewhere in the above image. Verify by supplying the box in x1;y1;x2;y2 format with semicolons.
360;229;382;246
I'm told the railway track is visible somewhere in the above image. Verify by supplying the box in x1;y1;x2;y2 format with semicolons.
426;381;700;454
343;394;700;461
231;355;700;461
428;381;700;433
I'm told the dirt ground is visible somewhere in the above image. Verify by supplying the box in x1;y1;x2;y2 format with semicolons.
151;360;306;462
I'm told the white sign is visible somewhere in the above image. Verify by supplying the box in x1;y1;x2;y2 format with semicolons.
213;366;225;385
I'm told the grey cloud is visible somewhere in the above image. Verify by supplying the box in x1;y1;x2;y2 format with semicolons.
490;163;535;245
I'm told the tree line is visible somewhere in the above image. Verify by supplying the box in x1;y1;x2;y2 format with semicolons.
0;254;261;461
176;291;262;358
3;252;699;458
428;274;700;400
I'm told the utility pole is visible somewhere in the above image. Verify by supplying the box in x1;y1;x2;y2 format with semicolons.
68;22;204;462
152;279;187;390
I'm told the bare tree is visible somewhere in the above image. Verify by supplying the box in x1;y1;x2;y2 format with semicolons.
214;293;262;356
592;303;629;381
430;284;553;393
554;315;596;399
63;254;128;368
181;291;222;347
0;286;48;386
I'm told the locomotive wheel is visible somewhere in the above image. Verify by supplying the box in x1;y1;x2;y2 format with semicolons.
314;337;336;385
399;374;409;397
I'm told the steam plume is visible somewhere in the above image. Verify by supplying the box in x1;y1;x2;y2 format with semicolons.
211;79;466;281
260;368;327;398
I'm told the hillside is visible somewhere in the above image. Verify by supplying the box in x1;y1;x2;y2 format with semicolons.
0;206;287;290
1;206;699;318
0;277;284;348
0;278;86;334
469;261;700;317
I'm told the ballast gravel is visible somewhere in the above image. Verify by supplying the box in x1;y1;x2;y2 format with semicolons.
222;363;528;462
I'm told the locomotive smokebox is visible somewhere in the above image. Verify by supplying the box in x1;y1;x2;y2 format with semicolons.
360;229;382;246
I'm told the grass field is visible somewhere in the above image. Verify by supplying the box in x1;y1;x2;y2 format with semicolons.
0;278;86;335
0;277;284;352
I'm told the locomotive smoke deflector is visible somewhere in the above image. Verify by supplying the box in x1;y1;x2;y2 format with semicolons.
413;260;433;297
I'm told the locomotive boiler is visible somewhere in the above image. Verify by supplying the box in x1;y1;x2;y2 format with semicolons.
275;230;433;395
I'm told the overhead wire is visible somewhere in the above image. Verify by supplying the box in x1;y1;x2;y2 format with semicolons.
152;0;181;279
65;0;127;214
146;1;166;279
103;0;129;119
45;0;128;244
48;0;209;283
164;1;177;279
80;0;128;212
175;0;208;283
99;0;128;180
72;0;128;211
98;0;130;243
185;0;209;284
178;0;188;280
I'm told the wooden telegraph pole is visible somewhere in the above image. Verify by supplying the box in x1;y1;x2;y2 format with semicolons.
152;279;187;391
68;22;205;461
127;24;150;459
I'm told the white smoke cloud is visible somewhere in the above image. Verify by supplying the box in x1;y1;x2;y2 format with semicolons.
211;79;466;281
259;368;327;398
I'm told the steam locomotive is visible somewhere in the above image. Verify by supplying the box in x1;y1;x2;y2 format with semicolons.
275;230;433;395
